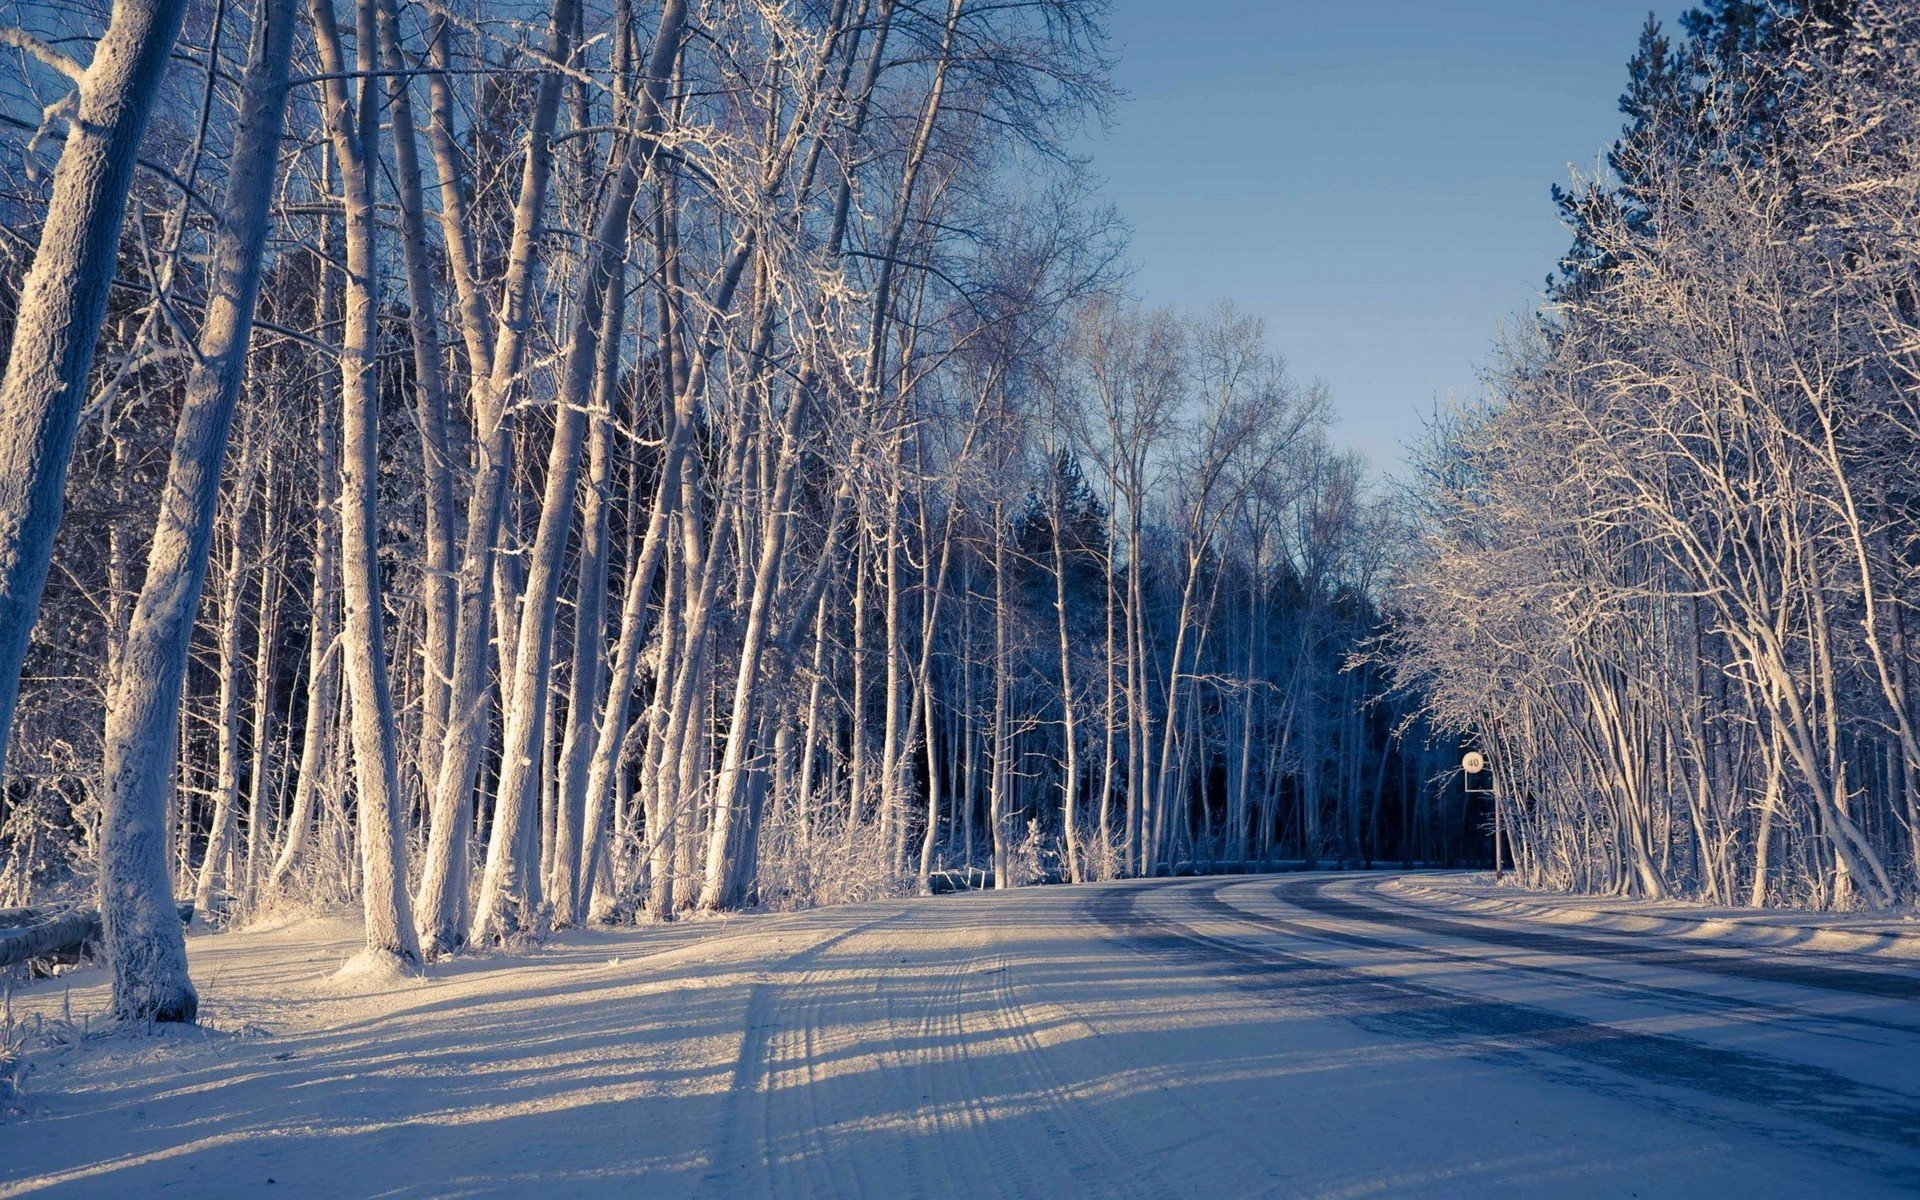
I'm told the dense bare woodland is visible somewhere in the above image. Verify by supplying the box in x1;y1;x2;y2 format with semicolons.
1394;2;1920;911
0;0;1471;1021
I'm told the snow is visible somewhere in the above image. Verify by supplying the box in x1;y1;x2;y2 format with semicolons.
1384;872;1920;960
2;873;1917;1197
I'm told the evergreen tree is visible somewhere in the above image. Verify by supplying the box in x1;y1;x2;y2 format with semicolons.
1550;1;1853;298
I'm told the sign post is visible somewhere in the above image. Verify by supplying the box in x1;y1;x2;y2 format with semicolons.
1462;752;1499;883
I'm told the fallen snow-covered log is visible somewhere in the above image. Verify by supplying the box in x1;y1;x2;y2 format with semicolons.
0;909;98;969
0;902;195;970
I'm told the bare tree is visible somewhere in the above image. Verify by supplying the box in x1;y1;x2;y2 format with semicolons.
0;0;192;781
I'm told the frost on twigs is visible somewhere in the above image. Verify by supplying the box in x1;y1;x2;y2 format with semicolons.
753;819;914;912
0;992;25;1119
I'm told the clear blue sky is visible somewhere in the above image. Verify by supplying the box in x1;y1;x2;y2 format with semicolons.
1084;1;1686;474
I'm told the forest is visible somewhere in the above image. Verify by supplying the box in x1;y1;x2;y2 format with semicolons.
0;0;1474;1023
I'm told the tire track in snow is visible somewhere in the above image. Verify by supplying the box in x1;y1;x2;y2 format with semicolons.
970;952;1174;1199
724;905;981;1200
787;905;1173;1199
936;952;1059;1198
867;944;967;1198
760;971;848;1200
703;905;913;1197
893;939;1089;1198
713;895;1183;1199
882;905;1180;1200
1085;879;1920;1181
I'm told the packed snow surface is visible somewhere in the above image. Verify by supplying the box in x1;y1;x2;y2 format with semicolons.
3;872;1918;1197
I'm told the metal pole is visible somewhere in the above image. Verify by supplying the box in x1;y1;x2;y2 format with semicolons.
1492;779;1502;884
1464;751;1500;884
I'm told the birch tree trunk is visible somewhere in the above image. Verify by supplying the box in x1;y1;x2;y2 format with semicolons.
1049;472;1083;883
471;0;691;943
269;239;343;893
242;480;285;897
413;0;582;956
698;395;811;910
0;0;192;781
989;499;1012;887
310;0;421;970
193;522;248;920
94;0;295;1021
376;0;458;803
551;271;623;926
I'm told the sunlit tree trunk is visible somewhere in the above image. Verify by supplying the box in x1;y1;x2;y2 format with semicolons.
93;0;295;1021
310;0;421;970
0;0;192;782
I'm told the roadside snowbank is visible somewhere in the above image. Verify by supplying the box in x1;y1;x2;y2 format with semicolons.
1382;872;1920;960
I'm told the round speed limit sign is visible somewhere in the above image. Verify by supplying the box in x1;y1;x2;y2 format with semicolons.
1462;751;1486;774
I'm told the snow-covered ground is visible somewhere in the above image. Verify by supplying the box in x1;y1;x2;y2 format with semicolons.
1384;871;1920;959
3;872;1917;1198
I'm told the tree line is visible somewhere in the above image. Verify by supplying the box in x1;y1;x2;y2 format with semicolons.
1393;0;1920;911
0;0;1476;1022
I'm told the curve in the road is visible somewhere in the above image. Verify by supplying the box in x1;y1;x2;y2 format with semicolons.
1219;879;1920;1040
1083;878;1920;1180
1286;876;1920;1002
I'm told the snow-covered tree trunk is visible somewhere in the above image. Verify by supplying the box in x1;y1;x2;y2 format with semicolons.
849;538;869;826
94;0;296;1021
376;0;458;804
242;475;285;897
551;271;623;927
1050;496;1083;884
193;522;248;919
699;397;810;910
578;416;686;920
911;462;964;893
877;474;904;867
270;238;343;894
413;0;581;957
0;0;192;782
310;0;421;971
989;497;1011;888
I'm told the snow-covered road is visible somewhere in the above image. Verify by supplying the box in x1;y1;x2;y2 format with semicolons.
5;873;1918;1197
